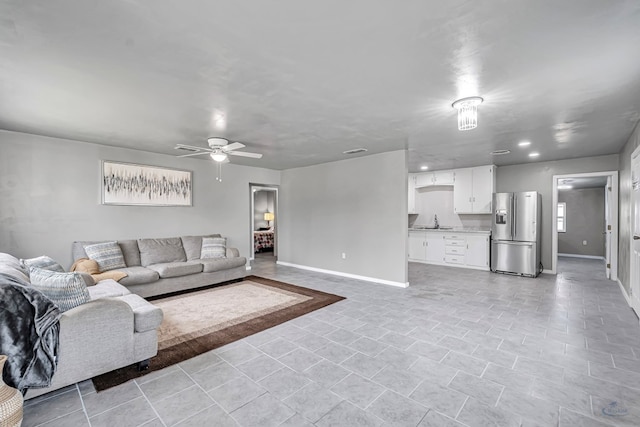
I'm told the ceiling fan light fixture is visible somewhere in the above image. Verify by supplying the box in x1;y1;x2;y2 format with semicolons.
452;96;483;131
210;152;228;162
207;137;228;148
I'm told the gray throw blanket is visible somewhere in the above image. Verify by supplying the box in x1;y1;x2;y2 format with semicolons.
0;273;61;394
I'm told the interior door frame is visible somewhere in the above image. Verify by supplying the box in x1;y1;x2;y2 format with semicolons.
630;146;640;313
551;171;618;279
249;184;279;261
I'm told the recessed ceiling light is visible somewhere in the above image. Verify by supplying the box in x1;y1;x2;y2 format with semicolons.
529;152;540;158
558;185;573;190
490;150;511;155
420;166;429;170
518;141;531;147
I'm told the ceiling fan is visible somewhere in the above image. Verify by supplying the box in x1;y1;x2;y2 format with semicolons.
174;137;263;163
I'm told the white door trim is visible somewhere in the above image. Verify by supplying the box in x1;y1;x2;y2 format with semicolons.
249;184;279;261
551;171;618;279
630;146;640;314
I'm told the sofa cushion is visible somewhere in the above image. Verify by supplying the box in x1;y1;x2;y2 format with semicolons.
137;238;186;266
201;237;227;259
29;267;91;312
0;253;30;282
181;235;221;261
21;255;65;273
226;247;240;258
84;241;127;272
117;266;160;286
118;294;164;333
147;262;203;278
88;279;131;300
199;256;246;273
118;240;142;267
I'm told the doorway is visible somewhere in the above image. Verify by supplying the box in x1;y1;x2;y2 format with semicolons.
249;184;278;263
630;146;640;313
551;171;618;279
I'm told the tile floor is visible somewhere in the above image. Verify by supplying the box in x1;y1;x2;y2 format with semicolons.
21;256;640;426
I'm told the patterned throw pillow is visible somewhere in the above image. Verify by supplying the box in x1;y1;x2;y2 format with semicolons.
21;256;65;273
29;267;91;312
201;237;227;259
84;241;126;272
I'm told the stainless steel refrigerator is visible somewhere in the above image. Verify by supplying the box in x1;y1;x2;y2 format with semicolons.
491;191;542;277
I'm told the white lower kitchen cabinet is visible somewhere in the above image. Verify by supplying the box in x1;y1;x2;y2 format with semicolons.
408;230;490;271
465;234;491;268
425;233;446;263
408;231;427;261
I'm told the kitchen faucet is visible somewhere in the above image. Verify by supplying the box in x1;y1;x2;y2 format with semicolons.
434;214;439;229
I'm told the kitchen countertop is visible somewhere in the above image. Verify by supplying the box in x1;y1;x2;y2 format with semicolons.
409;227;491;234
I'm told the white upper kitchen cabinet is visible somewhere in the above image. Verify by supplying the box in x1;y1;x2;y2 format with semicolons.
453;165;495;214
415;170;455;188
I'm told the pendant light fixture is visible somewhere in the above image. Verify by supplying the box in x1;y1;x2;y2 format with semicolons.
452;96;484;131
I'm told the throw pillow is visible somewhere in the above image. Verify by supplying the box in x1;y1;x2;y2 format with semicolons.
29;267;91;312
201;237;227;259
20;256;65;273
84;241;127;272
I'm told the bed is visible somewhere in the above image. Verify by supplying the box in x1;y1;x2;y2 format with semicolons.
254;230;274;252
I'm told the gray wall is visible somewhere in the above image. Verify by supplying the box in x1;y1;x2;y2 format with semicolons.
0;130;280;267
618;122;640;295
558;188;605;257
279;150;408;285
496;154;619;271
254;190;275;229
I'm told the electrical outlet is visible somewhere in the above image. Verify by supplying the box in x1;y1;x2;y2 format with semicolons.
582;240;587;246
341;252;346;259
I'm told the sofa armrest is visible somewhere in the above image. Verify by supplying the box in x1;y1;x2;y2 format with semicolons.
57;298;135;372
117;294;163;333
226;247;240;258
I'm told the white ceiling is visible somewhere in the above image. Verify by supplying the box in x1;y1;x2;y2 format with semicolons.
1;1;639;171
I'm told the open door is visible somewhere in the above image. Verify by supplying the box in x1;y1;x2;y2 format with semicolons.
249;184;278;262
631;149;640;313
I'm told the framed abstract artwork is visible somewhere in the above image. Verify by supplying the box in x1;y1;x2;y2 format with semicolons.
101;161;192;206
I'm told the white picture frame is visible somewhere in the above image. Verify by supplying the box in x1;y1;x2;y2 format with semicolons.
101;161;192;206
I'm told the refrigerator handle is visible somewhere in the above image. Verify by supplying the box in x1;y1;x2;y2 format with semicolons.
512;194;517;240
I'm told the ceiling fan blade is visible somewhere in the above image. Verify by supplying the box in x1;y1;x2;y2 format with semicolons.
175;143;212;151
227;151;263;159
223;142;246;152
177;151;212;158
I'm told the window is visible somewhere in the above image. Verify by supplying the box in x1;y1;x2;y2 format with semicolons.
557;202;566;233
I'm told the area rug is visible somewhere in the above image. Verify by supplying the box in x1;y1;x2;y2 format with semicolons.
92;275;344;391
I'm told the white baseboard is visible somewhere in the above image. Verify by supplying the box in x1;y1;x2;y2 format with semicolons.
542;269;554;275
618;278;632;307
276;261;409;288
558;253;605;260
